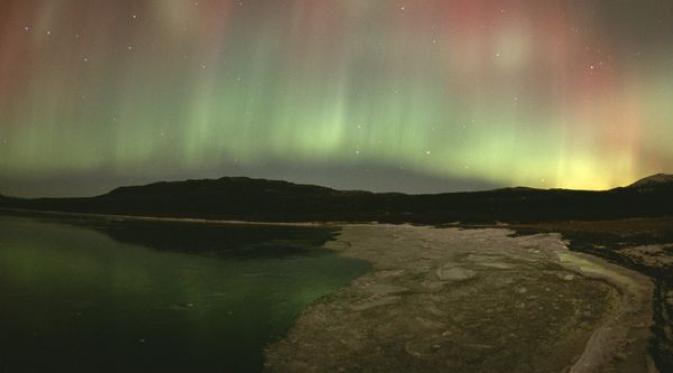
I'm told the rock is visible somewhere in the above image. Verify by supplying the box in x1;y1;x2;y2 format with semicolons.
465;343;493;350
351;295;401;311
479;262;515;269
361;283;408;296
465;254;501;262
422;280;448;291
414;316;446;329
405;337;446;357
374;270;406;279
436;266;477;281
562;274;575;281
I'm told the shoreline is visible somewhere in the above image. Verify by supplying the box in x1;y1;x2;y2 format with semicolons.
1;209;662;371
0;207;346;227
266;225;656;372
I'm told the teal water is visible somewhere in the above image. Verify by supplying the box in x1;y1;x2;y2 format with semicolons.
0;215;369;372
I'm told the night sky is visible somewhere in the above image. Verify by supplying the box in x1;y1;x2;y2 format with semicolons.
1;1;673;197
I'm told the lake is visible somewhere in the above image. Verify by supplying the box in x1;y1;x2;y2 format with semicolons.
0;215;369;372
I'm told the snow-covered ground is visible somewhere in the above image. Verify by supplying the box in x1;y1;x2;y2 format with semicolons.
266;225;655;372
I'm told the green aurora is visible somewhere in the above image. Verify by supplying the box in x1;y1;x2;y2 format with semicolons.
1;1;673;196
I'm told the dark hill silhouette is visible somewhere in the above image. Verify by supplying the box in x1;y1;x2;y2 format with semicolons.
1;174;672;223
627;173;673;191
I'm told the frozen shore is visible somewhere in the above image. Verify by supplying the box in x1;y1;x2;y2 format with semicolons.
266;225;656;372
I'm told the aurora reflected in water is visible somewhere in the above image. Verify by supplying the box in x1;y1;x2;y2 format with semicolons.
0;216;368;372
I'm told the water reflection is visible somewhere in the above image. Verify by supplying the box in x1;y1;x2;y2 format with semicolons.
0;215;368;372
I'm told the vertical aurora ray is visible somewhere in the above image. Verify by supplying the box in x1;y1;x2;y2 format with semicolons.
1;0;673;196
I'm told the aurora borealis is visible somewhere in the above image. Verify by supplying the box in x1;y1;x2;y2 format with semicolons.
1;1;673;197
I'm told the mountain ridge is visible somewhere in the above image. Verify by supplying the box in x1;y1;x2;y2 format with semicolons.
627;173;673;189
1;173;672;224
96;173;672;200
